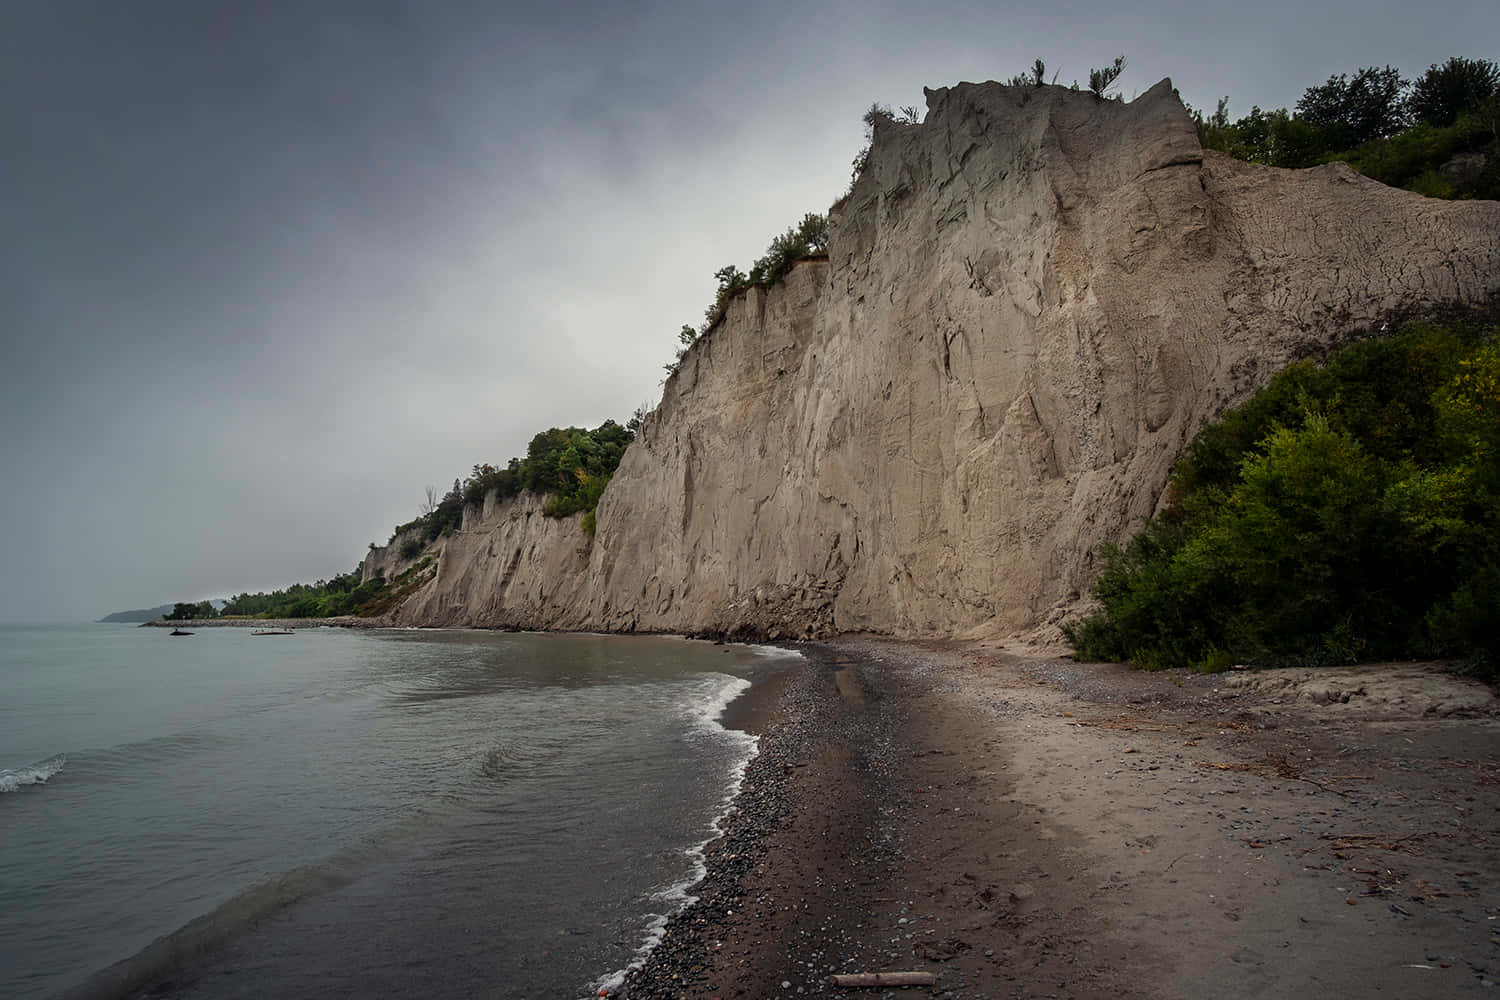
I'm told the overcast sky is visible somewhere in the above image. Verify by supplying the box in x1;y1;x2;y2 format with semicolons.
2;1;1493;621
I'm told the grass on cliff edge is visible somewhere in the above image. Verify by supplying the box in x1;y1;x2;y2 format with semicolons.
1064;313;1500;679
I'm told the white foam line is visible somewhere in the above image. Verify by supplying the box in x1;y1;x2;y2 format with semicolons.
746;643;806;660
586;675;761;998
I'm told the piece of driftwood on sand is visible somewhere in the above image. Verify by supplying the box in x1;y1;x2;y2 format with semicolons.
828;971;937;987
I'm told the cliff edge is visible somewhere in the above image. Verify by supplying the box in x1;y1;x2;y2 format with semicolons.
363;79;1500;640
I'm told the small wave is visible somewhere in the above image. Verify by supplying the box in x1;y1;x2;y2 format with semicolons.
745;643;806;660
53;730;225;786
0;753;66;793
587;675;760;997
683;673;754;732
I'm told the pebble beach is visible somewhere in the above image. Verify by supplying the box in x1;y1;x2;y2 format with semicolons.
619;638;1500;999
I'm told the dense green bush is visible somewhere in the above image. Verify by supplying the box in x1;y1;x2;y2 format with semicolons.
388;419;634;547
1065;314;1500;677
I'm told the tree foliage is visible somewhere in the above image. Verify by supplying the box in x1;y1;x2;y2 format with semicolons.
220;570;388;619
1088;56;1126;99
164;601;215;621
851;103;893;181
1006;58;1049;88
1295;65;1410;147
665;213;830;377
389;419;635;548
1193;55;1500;200
1065;313;1500;678
1409;57;1500;127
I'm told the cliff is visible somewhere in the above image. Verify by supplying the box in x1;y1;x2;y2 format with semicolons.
363;78;1500;640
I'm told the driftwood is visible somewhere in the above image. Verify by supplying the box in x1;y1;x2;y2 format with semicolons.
828;971;937;988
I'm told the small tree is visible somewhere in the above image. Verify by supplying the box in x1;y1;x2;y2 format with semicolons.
851;103;894;181
626;402;651;435
1295;66;1409;147
708;265;750;322
1088;56;1126;99
1408;57;1500;127
1008;58;1050;88
664;324;699;376
797;212;829;255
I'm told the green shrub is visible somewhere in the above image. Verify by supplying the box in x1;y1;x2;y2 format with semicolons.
667;212;830;377
1066;314;1500;674
384;419;634;542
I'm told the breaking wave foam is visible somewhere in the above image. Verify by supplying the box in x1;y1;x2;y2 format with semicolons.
746;644;806;660
0;753;66;793
587;672;761;998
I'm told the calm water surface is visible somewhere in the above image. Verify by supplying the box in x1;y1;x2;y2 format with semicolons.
0;624;794;999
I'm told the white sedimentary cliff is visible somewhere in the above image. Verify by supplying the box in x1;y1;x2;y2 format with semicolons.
362;79;1500;639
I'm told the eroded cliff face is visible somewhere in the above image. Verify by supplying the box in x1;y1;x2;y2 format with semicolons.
365;79;1500;639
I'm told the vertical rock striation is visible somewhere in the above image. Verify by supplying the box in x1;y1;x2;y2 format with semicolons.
364;79;1500;639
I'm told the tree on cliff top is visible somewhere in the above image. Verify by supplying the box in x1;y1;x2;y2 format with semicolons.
1193;55;1500;200
1088;56;1126;99
1409;57;1500;127
665;212;830;377
1295;65;1410;147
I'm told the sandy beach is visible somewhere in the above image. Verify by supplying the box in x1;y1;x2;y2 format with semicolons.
620;639;1500;999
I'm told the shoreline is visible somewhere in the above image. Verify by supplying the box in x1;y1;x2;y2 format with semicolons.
591;648;803;997
134;617;378;629
617;639;1499;998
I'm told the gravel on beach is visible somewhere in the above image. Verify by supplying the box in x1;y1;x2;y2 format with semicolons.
618;638;1500;1000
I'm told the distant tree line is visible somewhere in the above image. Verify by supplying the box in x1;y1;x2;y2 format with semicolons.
1192;56;1500;199
218;570;387;619
168;420;636;622
164;600;217;621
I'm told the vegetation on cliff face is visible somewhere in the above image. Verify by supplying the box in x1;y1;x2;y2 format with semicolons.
201;554;439;621
664;212;829;377
186;421;634;621
390;419;635;547
1066;311;1500;677
1193;56;1500;199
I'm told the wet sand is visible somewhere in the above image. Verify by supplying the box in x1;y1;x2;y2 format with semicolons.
620;638;1500;999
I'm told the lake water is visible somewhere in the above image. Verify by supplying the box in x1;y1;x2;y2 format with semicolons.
0;624;795;999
